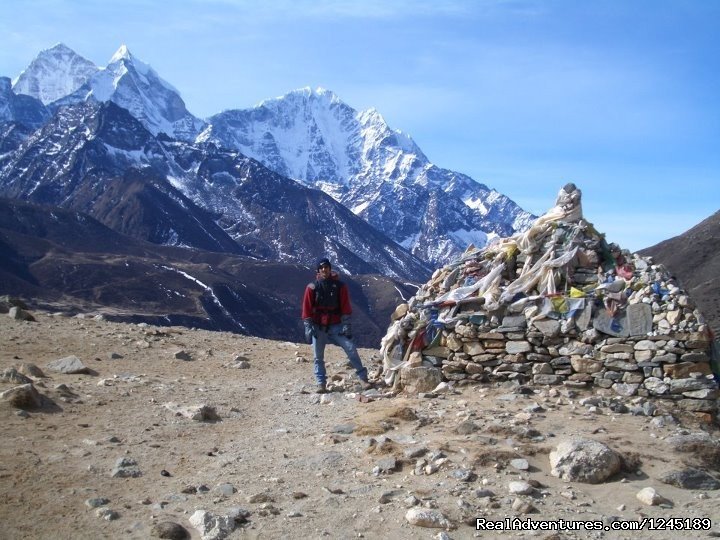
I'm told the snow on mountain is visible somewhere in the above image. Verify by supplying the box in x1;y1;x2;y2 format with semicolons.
0;99;430;281
200;87;534;266
12;43;98;105
23;44;206;142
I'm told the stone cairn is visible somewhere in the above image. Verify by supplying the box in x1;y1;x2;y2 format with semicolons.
380;184;719;418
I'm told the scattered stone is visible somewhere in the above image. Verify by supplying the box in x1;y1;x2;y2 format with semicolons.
85;497;110;508
189;510;235;540
0;383;43;409
508;481;534;495
405;507;454;530
549;438;622;483
8;306;35;321
46;355;91;374
512;498;536;514
215;483;236;497
659;468;720;490
174;350;193;361
0;368;33;385
95;507;119;521
636;487;670;506
510;458;529;471
373;457;398;475
15;363;46;378
163;402;220;422
151;521;190;539
247;492;274;503
111;457;142;478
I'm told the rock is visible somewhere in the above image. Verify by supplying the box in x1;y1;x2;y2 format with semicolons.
374;457;398;475
636;487;670;506
659;468;720;490
215;483;236;497
506;341;532;354
46;355;91;374
111;457;142;478
405;507;454;529
163;402;220;422
510;458;529;471
512;498;536;513
549;438;622;483
189;510;235;540
151;521;190;539
0;368;33;385
0;384;43;409
85;497;110;508
15;363;46;378
95;507;119;521
174;350;193;361
400;365;443;394
508;481;534;495
8;306;35;321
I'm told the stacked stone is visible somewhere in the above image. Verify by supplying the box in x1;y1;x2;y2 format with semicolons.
389;186;718;417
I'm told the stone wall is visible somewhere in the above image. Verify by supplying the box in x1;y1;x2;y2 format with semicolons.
382;185;719;417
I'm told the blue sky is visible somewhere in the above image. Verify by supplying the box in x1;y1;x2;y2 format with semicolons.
1;0;718;253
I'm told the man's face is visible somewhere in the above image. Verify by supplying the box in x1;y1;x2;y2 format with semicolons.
318;264;331;278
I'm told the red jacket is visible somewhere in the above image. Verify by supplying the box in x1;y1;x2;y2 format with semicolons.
302;272;352;326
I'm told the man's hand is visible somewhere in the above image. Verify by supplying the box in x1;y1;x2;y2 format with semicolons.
340;322;352;339
303;320;316;343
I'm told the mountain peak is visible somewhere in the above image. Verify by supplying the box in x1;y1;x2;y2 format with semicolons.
109;44;133;64
12;44;98;105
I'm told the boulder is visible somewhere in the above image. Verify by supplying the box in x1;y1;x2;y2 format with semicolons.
0;383;43;409
550;438;622;483
189;510;235;540
399;365;443;394
46;355;91;374
659;468;720;490
0;368;33;385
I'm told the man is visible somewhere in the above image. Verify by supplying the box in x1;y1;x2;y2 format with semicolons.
302;258;371;393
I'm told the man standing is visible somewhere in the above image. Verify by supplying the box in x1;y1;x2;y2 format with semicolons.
302;258;371;393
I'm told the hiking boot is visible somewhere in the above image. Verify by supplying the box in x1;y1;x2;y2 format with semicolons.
359;380;374;391
316;382;328;394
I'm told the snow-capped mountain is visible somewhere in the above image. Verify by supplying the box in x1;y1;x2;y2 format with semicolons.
0;100;431;281
12;43;98;105
200;87;535;266
18;44;205;142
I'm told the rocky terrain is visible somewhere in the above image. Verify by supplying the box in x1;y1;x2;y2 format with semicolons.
642;210;720;337
2;307;720;540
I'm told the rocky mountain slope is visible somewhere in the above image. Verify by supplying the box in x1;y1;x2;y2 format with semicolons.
0;100;431;281
201;87;535;266
641;210;720;335
12;43;99;105
0;197;417;348
9;45;534;269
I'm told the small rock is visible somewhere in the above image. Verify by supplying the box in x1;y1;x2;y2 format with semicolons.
512;498;536;514
510;458;529;471
151;521;190;539
85;497;110;508
636;487;670;506
95;507;119;521
508;481;534;495
405;507;454;529
174;350;193;361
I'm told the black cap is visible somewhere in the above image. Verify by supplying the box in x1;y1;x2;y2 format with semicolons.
317;258;332;270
